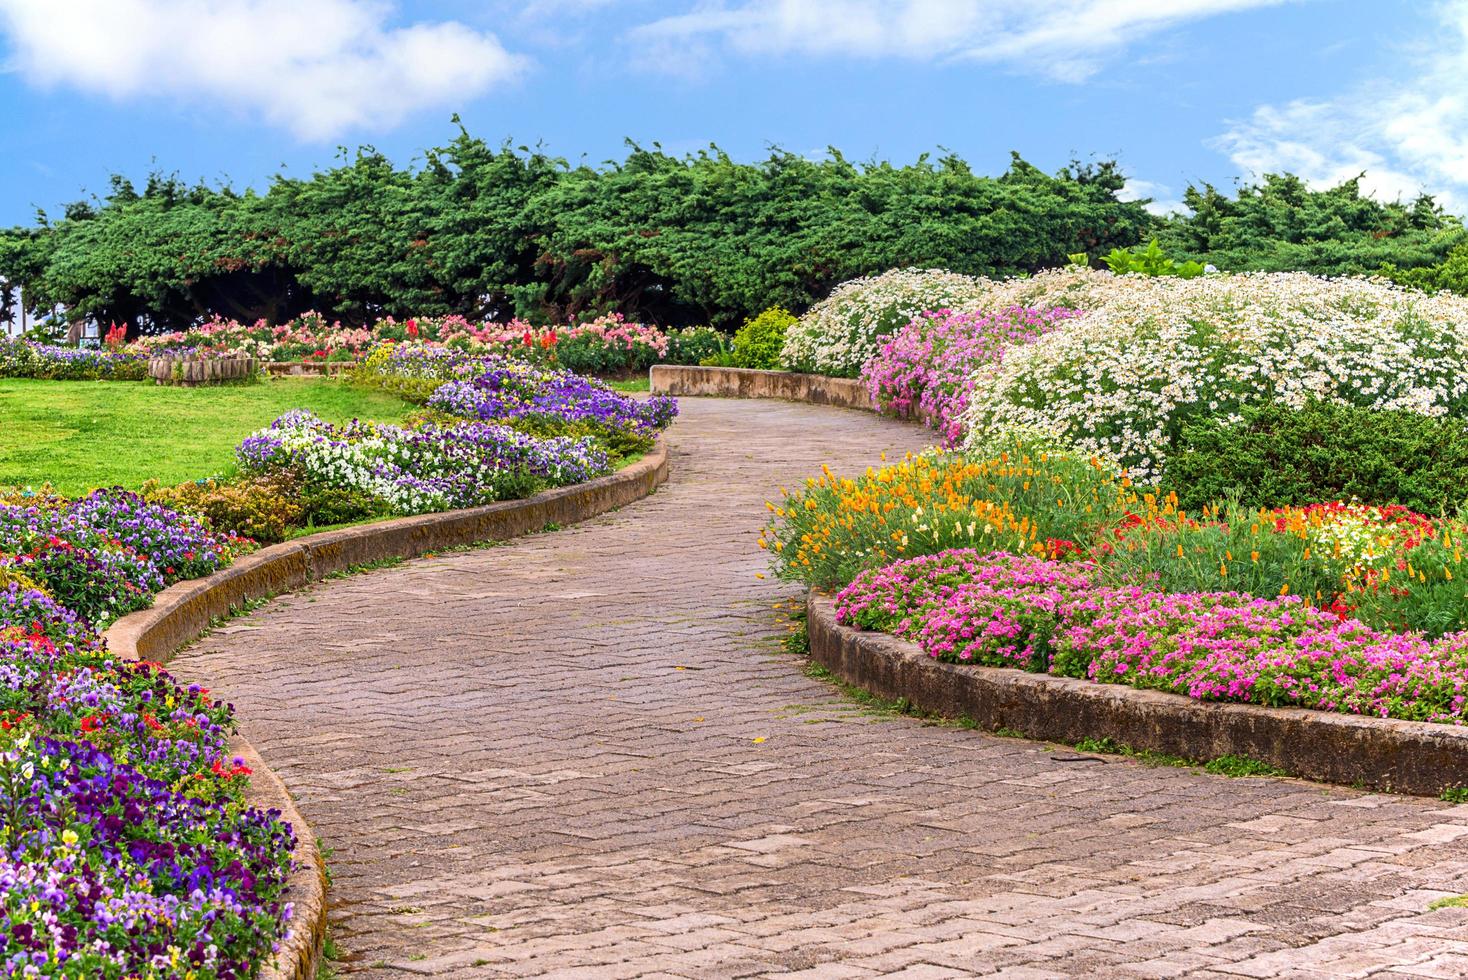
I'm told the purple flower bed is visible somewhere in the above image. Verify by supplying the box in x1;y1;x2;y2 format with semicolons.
0;493;293;975
0;493;248;626
0;339;149;381
238;410;612;515
860;307;1080;444
428;368;677;436
835;549;1468;724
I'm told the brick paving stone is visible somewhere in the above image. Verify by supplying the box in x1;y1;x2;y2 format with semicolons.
169;398;1468;978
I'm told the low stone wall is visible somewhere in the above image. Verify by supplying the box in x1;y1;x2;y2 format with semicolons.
264;362;354;376
806;593;1468;797
149;356;259;385
102;442;669;979
650;365;876;411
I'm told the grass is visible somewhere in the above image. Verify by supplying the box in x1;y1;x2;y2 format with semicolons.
0;377;410;494
606;376;651;392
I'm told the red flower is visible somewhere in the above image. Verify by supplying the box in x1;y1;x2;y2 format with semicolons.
79;715;104;733
406;319;420;338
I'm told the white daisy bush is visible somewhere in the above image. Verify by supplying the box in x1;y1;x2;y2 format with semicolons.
955;268;1468;483
779;269;996;377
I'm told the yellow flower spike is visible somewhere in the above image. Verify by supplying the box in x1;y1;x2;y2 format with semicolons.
1176;544;1184;559
1251;550;1260;563
1219;563;1227;578
1280;583;1290;596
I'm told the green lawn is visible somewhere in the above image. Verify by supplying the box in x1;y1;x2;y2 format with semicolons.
0;377;411;494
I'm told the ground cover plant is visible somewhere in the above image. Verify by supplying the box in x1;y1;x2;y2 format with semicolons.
0;337;148;381
0;488;297;977
0;377;411;495
214;346;678;530
833;549;1468;724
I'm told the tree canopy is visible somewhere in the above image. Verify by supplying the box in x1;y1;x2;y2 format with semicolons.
2;133;1463;337
0;133;1151;334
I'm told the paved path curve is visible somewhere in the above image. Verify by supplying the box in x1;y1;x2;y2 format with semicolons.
173;399;1468;979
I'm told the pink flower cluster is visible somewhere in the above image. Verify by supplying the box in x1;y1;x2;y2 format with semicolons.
861;307;1081;444
834;549;1468;725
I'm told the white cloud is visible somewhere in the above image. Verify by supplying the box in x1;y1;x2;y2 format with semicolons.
1214;1;1468;209
0;0;527;140
630;0;1293;81
1118;178;1190;217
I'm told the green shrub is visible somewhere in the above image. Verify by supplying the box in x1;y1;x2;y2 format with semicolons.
724;307;796;370
665;326;727;365
141;473;306;543
1098;239;1205;278
1163;402;1468;513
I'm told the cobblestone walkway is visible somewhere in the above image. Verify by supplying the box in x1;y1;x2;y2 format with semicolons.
173;399;1468;979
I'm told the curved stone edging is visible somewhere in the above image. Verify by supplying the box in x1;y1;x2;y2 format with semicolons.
650;365;876;411
806;592;1468;797
100;441;669;980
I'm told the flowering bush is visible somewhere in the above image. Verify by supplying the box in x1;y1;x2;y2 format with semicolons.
862;307;1080;444
759;441;1127;590
957;269;1468;483
121;310;708;374
834;550;1468;725
780;269;994;377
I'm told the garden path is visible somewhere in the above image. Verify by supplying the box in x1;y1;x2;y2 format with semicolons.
172;398;1468;979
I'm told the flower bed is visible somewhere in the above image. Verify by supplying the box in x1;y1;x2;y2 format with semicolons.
834;549;1468;725
0;338;148;381
118;312;724;373
766;437;1468;731
0;491;297;977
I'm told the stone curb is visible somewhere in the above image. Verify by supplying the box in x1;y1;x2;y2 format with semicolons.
650;365;876;412
101;442;669;980
263;362;353;376
806;592;1468;797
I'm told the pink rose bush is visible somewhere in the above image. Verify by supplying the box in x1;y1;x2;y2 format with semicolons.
834;549;1468;724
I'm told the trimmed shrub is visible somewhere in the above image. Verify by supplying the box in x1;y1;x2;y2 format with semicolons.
727;307;797;369
1164;402;1468;514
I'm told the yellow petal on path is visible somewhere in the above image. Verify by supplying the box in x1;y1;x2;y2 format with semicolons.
752;737;766;743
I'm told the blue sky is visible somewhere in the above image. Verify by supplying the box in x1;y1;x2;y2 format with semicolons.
0;0;1463;227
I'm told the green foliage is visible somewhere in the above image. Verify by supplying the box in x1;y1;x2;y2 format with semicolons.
663;326;726;366
1163;401;1468;514
141;473;306;543
0;139;1151;334
718;306;796;369
1380;241;1468;296
1154;173;1465;275
1099;239;1205;278
1202;755;1287;778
